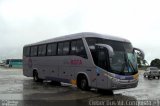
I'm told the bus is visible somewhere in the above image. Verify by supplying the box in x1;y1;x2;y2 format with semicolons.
4;59;23;68
23;32;144;91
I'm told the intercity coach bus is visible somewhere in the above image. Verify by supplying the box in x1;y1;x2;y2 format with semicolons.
23;32;144;91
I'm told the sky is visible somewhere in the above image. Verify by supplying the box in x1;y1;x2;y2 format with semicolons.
0;0;160;64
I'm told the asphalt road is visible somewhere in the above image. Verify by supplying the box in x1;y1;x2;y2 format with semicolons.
0;67;159;106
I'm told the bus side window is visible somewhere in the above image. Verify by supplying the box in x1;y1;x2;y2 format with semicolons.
70;39;87;58
47;43;57;56
47;44;52;56
38;46;42;56
63;42;70;55
31;46;38;57
38;45;46;56
76;39;87;58
86;38;97;50
52;43;57;55
58;42;63;55
70;41;77;55
23;47;30;57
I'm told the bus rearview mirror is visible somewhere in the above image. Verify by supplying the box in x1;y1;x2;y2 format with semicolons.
95;44;114;58
133;47;145;60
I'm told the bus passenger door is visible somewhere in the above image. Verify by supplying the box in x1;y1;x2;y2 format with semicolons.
95;48;110;89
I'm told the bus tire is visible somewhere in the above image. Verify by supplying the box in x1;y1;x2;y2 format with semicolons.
148;76;151;80
77;75;90;91
33;71;43;82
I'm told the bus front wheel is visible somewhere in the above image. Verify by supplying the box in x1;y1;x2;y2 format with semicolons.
33;71;43;82
77;75;90;91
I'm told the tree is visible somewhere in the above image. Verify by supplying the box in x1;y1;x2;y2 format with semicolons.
136;51;147;68
137;56;142;68
150;58;160;68
143;60;149;66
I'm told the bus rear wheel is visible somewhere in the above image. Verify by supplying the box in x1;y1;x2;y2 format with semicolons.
33;71;43;82
77;75;90;91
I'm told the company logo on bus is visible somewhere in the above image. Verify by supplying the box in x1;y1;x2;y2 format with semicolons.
70;59;82;65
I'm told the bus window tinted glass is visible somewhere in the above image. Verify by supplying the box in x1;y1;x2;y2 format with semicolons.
86;38;104;50
47;44;52;56
23;47;30;57
70;41;77;55
63;42;69;55
52;43;57;55
58;42;63;55
104;40;124;51
47;43;57;56
38;45;46;56
76;39;87;58
86;38;97;50
31;46;38;56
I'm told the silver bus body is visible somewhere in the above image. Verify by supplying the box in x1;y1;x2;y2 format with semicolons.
23;32;139;90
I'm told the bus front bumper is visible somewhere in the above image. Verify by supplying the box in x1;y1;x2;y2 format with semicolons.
111;78;138;90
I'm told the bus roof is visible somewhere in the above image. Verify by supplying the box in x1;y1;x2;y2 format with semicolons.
25;32;131;47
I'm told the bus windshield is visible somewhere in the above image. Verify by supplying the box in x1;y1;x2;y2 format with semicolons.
110;42;138;75
86;38;138;75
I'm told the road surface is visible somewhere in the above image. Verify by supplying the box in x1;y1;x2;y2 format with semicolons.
0;67;159;106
